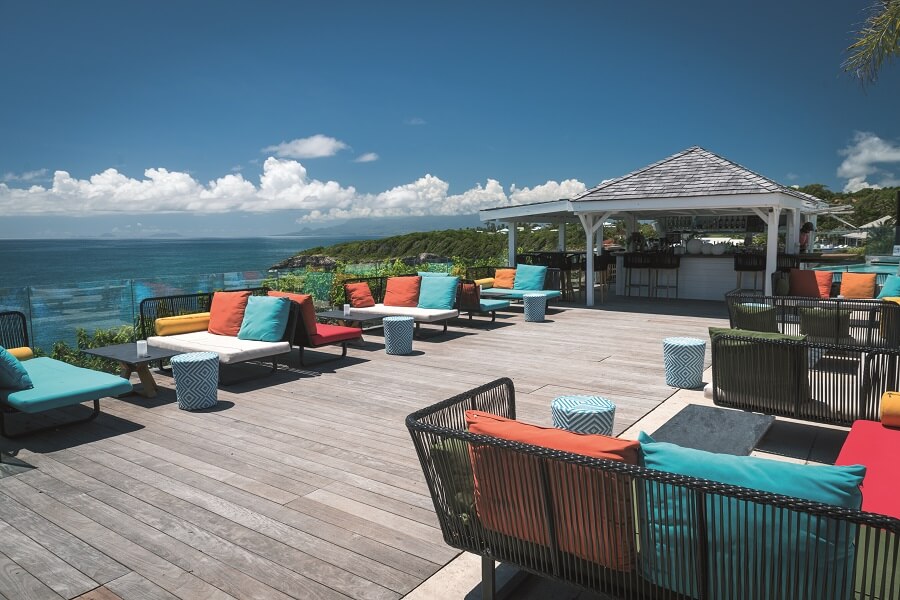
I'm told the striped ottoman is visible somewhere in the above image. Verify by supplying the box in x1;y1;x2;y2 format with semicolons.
170;352;218;410
551;395;616;435
523;293;547;322
383;316;414;355
663;337;706;388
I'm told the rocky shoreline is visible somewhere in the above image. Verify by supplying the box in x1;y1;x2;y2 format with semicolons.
271;252;451;270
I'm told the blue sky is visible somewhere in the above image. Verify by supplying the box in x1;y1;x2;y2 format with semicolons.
1;0;899;238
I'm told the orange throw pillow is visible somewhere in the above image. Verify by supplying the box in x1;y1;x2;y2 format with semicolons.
466;410;639;572
384;276;421;307
493;269;516;289
207;291;251;336
268;290;316;336
789;268;832;298
345;282;376;308
840;272;877;299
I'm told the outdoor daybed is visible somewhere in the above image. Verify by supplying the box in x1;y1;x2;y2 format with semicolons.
465;264;562;302
407;377;900;600
343;274;459;335
0;310;132;437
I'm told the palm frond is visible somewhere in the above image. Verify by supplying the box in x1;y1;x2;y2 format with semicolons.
843;0;900;84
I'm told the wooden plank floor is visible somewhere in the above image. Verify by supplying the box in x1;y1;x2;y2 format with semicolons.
0;297;729;600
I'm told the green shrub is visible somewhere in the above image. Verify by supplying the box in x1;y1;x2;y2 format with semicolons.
51;324;137;374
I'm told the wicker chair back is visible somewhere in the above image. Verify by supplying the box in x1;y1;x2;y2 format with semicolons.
0;310;29;350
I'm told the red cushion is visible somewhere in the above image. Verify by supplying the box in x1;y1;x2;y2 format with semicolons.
207;291;251;336
466;410;639;572
835;420;900;519
789;269;832;298
346;282;376;308
268;290;317;336
384;276;421;307
309;323;362;346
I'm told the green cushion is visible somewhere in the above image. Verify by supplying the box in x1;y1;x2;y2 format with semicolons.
774;276;790;296
0;357;132;413
639;432;864;599
417;276;460;310
0;346;33;391
709;327;805;342
731;303;779;333
430;438;477;525
799;307;851;341
237;296;291;342
513;264;547;290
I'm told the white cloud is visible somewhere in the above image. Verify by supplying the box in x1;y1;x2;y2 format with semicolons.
0;158;586;222
262;134;349;159
404;117;427;126
3;168;48;183
354;152;379;163
838;131;900;192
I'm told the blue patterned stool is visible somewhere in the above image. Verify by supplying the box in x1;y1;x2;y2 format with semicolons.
551;395;616;435
170;352;218;410
523;293;547;322
383;316;414;355
663;337;706;388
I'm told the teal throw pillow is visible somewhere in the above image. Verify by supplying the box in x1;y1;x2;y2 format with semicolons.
0;346;33;391
237;296;291;342
418;276;459;310
877;274;900;298
513;264;547;290
418;271;450;277
638;432;864;599
731;302;779;333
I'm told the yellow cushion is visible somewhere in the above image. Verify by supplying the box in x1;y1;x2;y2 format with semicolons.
155;312;211;336
7;347;33;361
474;277;495;288
840;272;877;299
881;391;900;427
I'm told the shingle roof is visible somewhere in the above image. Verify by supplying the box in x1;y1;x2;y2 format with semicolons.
572;146;822;206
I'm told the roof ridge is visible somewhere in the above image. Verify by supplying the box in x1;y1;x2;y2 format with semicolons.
573;146;702;199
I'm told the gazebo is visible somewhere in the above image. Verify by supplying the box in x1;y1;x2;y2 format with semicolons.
480;146;832;305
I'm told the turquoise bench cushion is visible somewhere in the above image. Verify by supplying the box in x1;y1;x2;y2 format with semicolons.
418;275;460;310
478;299;511;311
0;357;132;413
238;295;291;342
513;264;547;290
482;288;562;299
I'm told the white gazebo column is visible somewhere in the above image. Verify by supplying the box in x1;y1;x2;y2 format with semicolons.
507;221;517;266
558;222;566;251
578;212;612;307
765;208;781;295
785;209;799;254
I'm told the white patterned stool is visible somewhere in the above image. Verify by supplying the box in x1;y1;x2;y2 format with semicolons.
523;293;547;322
663;337;706;388
170;351;218;410
551;395;616;435
383;316;414;355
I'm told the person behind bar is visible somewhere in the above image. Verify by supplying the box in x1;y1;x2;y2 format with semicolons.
799;222;815;253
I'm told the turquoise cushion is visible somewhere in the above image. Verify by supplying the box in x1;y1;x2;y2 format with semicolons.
878;274;900;298
478;299;511;311
418;276;459;310
0;346;33;391
0;357;132;413
483;288;562;300
237;296;291;342
638;432;864;598
513;264;547;290
417;271;450;277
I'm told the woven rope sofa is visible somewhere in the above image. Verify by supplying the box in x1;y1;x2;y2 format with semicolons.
465;265;562;301
407;378;900;600
342;275;459;335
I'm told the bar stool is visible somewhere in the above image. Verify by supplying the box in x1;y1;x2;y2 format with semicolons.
593;253;615;302
734;252;766;292
651;252;681;299
623;253;653;297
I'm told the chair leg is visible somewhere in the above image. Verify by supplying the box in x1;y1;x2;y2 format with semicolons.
1;399;100;439
481;555;495;600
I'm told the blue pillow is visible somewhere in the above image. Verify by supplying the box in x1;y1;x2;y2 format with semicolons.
237;296;291;342
417;271;450;277
638;432;864;598
418;276;459;310
513;264;547;290
877;274;900;298
0;346;33;391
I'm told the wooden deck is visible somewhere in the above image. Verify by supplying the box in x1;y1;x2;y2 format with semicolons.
0;298;729;600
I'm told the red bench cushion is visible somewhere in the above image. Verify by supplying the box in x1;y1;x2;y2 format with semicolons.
208;290;251;336
835;420;900;519
384;276;421;307
308;323;362;347
346;282;376;308
268;290;317;336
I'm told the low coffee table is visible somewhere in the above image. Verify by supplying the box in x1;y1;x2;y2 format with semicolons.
651;404;775;456
81;343;183;398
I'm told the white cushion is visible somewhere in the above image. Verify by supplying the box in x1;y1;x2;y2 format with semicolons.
351;304;458;322
147;332;291;365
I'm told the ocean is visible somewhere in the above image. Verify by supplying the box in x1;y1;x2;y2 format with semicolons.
0;236;373;287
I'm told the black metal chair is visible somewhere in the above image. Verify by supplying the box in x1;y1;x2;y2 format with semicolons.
650;252;681;299
0;310;30;351
623;253;653;297
734;252;766;292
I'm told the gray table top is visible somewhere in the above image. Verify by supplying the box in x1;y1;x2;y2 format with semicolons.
317;310;393;322
650;404;775;456
81;342;183;366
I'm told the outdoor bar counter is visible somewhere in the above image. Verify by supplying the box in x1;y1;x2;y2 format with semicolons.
613;253;738;301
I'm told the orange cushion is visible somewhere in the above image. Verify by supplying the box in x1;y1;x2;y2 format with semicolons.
345;282;376;308
268;290;316;336
840;272;877;299
384;276;421;307
466;410;639;572
789;269;832;298
493;269;516;289
207;291;250;336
